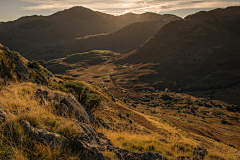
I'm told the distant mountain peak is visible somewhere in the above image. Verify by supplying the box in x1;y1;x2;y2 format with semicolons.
51;6;95;16
68;6;92;12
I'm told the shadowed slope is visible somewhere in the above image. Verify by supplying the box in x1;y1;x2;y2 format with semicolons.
117;6;240;92
24;16;181;61
0;6;180;54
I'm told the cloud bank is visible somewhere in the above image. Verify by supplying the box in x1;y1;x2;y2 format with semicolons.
20;0;240;15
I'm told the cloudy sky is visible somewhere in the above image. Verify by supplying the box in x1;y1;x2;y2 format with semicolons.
0;0;240;21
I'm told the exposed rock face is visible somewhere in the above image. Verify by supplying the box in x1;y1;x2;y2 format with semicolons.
0;44;49;84
55;103;68;116
174;146;208;160
20;120;106;160
96;118;112;130
36;86;65;102
34;69;48;85
78;145;106;160
60;94;94;125
6;52;30;82
174;156;191;160
35;87;95;125
192;146;208;160
0;61;7;79
43;68;55;77
116;149;168;160
0;102;8;123
76;122;112;150
20;120;70;148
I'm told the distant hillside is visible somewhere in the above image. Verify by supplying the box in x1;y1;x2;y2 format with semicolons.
0;6;180;53
117;6;240;92
24;16;181;61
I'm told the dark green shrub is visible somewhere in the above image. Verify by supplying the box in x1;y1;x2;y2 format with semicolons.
226;104;240;112
64;81;86;102
11;51;21;58
64;81;102;112
161;94;173;101
109;94;116;102
27;60;43;73
228;144;236;148
220;119;232;125
132;104;137;108
129;119;133;124
86;94;102;111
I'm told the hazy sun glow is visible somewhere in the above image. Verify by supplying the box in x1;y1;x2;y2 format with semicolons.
0;0;240;21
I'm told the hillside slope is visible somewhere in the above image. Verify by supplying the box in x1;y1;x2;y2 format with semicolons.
24;16;181;61
117;6;240;92
0;6;179;54
0;43;240;160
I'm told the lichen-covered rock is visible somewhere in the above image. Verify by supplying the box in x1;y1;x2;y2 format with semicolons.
174;156;192;160
192;146;208;160
174;146;208;160
76;140;106;160
0;44;49;84
36;86;64;102
43;68;55;77
96;118;112;130
20;120;70;148
0;103;8;123
55;103;68;116
53;92;65;102
0;61;7;79
116;148;168;160
76;122;108;148
34;69;48;85
60;94;92;124
4;51;30;82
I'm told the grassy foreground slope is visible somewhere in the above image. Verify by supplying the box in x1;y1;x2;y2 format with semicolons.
0;44;239;159
0;82;239;160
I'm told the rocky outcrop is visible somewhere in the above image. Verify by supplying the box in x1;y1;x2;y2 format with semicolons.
116;149;168;160
0;61;7;79
36;85;65;102
174;146;208;160
43;68;55;77
75;122;113;150
0;44;49;84
0;102;8;123
55;103;68;116
6;52;30;82
35;87;95;125
20;120;70;149
60;94;94;125
34;69;48;85
174;156;191;160
96;118;112;130
192;146;208;160
20;120;106;160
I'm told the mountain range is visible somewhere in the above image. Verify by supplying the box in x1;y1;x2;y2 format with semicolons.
0;6;180;54
117;6;240;94
23;16;180;61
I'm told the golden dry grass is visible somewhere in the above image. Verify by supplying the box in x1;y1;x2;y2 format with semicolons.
0;82;80;159
97;127;240;160
0;82;239;160
97;102;240;160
